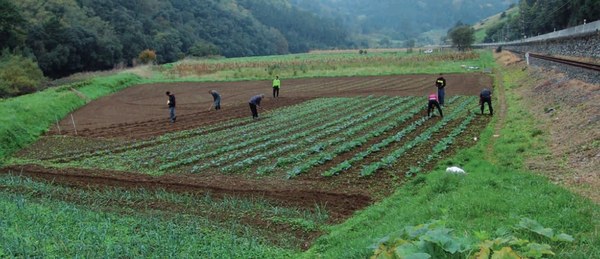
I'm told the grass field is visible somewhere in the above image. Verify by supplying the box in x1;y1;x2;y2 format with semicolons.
1;50;598;258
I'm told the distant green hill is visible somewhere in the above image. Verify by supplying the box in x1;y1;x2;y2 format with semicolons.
1;0;351;78
472;0;600;43
472;6;520;43
291;0;515;46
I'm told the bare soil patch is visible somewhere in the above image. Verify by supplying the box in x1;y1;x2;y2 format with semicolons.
49;74;491;139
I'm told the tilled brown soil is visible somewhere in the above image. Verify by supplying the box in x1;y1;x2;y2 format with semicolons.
48;74;490;139
2;164;371;219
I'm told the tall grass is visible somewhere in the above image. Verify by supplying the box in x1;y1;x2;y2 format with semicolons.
148;51;494;83
302;57;600;258
0;73;141;162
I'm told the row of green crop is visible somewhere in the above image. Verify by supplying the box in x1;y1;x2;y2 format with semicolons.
0;174;298;257
255;96;434;177
53;97;391;174
405;111;476;177
44;97;356;166
47;97;351;164
281;96;462;178
158;97;396;172
323;95;464;177
151;97;358;167
189;96;403;169
359;96;476;177
217;97;420;174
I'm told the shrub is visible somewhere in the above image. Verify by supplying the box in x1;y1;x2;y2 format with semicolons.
0;53;45;97
138;49;157;64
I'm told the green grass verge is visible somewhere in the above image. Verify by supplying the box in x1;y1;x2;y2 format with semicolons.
302;59;600;258
0;73;141;163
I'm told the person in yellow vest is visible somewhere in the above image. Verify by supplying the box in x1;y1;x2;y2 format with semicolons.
272;75;281;98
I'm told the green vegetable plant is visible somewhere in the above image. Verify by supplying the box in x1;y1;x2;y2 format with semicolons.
371;218;574;259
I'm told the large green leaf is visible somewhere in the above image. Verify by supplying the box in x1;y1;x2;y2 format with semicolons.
491;247;521;259
517;218;554;238
523;243;555;258
553;233;575;242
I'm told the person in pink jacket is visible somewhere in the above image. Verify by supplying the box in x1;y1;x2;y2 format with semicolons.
427;93;443;118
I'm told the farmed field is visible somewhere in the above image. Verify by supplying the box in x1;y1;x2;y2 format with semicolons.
1;51;598;258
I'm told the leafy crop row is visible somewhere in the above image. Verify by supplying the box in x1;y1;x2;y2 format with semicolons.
405;111;476;177
211;97;411;173
359;96;476;177
159;97;397;172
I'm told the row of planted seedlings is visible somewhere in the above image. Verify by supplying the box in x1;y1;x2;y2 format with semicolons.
206;96;415;174
44;94;357;164
279;96;462;178
195;97;406;175
165;96;397;173
321;95;464;177
68;97;353;172
67;96;389;174
42;110;258;163
357;96;477;177
404;111;477;176
243;95;449;178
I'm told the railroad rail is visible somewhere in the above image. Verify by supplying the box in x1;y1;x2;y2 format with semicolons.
510;50;600;72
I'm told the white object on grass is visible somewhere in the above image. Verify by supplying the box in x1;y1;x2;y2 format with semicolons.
446;166;466;175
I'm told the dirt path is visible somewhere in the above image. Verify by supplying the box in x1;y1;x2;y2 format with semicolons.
485;67;509;161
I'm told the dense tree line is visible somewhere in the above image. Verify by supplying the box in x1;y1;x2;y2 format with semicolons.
0;0;352;82
237;0;351;53
484;0;600;42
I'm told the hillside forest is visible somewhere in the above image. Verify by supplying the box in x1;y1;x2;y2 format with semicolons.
0;0;598;97
483;0;600;42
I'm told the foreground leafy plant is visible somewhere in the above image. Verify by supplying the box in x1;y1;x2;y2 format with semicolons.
371;218;573;259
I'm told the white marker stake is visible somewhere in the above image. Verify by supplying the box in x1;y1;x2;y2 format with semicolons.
70;114;78;135
55;115;62;135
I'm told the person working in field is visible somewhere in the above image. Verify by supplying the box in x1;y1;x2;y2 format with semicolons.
435;74;446;106
249;94;265;119
427;93;443;118
208;90;221;111
272;75;281;98
166;91;176;123
480;88;493;115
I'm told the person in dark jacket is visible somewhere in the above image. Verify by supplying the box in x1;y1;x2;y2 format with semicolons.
208;90;221;111
427;93;443;118
249;94;265;119
435;74;446;106
166;91;176;123
480;88;493;115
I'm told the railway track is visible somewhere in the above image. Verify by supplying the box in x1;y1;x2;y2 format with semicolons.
511;50;600;72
